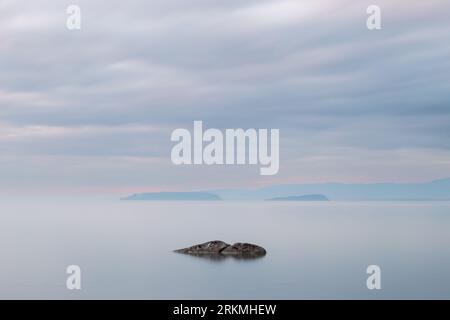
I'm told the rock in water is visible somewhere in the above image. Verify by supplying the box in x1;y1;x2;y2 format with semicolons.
174;240;266;258
221;243;266;256
174;240;230;254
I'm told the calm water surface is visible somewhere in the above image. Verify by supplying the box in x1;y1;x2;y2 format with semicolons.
1;200;449;299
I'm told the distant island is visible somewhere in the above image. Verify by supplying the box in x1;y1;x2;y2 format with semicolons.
122;192;221;201
209;178;450;201
122;178;450;201
267;194;329;201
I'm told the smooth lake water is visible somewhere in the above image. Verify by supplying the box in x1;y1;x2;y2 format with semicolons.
1;200;449;299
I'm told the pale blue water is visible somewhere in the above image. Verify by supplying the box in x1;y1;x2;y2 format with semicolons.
1;200;449;299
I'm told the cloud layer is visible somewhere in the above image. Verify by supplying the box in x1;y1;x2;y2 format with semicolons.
1;0;450;194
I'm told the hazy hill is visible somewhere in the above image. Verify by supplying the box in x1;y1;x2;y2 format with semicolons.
267;194;329;201
210;178;450;201
122;192;221;201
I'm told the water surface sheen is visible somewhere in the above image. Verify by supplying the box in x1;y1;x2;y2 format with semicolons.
1;200;449;299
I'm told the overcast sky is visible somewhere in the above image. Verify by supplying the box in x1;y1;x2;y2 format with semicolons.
1;0;450;195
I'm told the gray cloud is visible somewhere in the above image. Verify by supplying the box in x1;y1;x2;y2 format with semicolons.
1;0;450;193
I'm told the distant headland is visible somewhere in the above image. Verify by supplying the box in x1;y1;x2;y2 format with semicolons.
122;192;221;201
267;194;329;201
122;178;450;201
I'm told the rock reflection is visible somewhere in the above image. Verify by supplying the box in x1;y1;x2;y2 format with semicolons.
175;252;266;262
